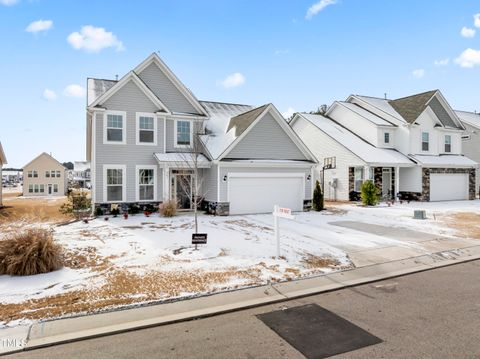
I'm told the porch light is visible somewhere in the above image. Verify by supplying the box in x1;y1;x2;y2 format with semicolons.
223;175;228;182
307;174;311;181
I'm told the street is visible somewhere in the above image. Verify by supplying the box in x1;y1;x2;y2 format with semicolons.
6;260;480;358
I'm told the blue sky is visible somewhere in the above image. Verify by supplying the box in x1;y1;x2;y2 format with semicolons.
1;0;480;167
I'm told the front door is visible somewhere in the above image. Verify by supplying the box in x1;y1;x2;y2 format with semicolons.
382;168;392;199
48;184;52;195
171;170;194;210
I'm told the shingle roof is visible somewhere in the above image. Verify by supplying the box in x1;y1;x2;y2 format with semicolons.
226;104;269;137
388;90;437;124
455;110;480;129
87;78;117;106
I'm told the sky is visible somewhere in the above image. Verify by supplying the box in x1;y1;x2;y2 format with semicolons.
1;0;480;168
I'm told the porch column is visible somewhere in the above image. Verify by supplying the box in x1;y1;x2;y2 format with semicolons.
395;166;400;200
364;165;370;182
163;166;170;202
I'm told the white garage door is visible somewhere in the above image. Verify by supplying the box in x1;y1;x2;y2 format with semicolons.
430;173;469;201
228;174;304;215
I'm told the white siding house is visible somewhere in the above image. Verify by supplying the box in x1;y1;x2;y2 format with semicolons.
22;153;67;197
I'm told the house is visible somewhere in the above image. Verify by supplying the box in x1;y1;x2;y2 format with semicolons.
0;142;7;206
291;90;477;202
23;153;67;197
455;110;480;196
86;53;317;215
70;161;91;189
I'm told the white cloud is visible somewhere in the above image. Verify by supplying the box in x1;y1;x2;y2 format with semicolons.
67;25;125;53
474;13;480;28
282;107;296;119
0;0;19;6
25;20;53;34
434;58;449;66
455;48;480;68
306;0;337;20
43;89;57;101
63;84;86;98
412;69;425;78
275;49;290;55
219;72;246;88
461;26;476;38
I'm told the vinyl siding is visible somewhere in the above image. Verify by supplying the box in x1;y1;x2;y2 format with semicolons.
137;62;199;115
291;116;365;201
225;113;308;160
23;154;67;197
428;97;457;129
203;163;218;202
165;119;203;153
462;122;480;192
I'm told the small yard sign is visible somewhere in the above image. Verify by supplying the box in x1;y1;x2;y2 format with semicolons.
273;205;295;258
192;233;207;245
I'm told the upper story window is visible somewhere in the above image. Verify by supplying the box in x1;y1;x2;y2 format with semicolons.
136;113;157;145
421;132;429;151
104;111;126;144
56;170;61;178
444;135;452;153
384;132;390;144
46;171;50;178
175;120;192;147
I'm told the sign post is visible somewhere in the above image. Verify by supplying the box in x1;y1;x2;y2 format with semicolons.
192;233;207;250
273;205;295;258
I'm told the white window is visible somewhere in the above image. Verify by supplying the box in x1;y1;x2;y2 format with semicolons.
50;170;55;177
56;171;61;178
34;184;39;193
103;165;126;202
422;132;429;151
53;184;58;193
384;132;390;144
354;167;364;192
444;135;452;153
46;171;50;178
28;171;33;178
136;166;157;201
29;184;33;193
40;184;45;193
136;113;157;145
104;111;126;144
175;120;192;147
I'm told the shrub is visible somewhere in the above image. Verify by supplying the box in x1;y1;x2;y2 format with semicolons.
128;203;141;215
0;228;64;276
360;180;379;206
312;180;324;211
60;191;91;219
142;203;157;214
95;207;104;216
160;200;177;217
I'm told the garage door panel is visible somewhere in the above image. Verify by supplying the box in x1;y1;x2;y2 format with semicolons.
430;173;468;201
229;175;303;215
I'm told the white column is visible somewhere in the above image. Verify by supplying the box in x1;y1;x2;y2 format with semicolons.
395;166;400;200
163;166;170;202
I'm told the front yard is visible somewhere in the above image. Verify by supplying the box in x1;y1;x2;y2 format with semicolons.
1;195;480;328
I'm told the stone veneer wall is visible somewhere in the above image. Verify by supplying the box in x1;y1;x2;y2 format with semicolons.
348;167;354;193
373;167;396;200
421;168;476;201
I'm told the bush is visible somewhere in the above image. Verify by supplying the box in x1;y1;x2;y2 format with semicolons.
128;203;141;215
60;191;91;219
95;207;104;216
160;200;177;217
361;180;379;206
312;180;324;211
142;203;157;214
0;228;64;276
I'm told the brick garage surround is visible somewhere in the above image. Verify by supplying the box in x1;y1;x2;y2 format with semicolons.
421;168;476;201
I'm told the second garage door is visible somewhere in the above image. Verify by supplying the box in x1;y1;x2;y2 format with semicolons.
430;173;469;201
228;174;304;215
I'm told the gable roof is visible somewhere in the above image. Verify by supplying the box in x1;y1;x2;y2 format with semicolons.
455;110;480;130
23;152;66;170
295;113;414;166
226;104;269;137
0;142;7;165
388;90;437;124
87;78;117;106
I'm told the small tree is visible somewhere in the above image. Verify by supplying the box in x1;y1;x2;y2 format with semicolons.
312;180;324;211
360;180;379;206
60;190;91;219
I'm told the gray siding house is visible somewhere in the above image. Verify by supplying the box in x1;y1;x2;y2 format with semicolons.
456;110;480;194
86;54;316;215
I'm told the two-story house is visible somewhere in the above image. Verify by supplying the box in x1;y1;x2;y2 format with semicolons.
0;142;7;206
86;53;316;215
22;153;67;197
290;90;477;202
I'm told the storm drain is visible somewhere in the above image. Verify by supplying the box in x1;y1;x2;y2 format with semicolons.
257;304;382;358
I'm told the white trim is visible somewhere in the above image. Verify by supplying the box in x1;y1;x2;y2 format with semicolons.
135;112;158;146
163;116;167;153
216;164;220;202
103;164;127;203
174;119;193;148
428;91;465;130
92;112;97;204
135;165;157;202
103;110;127;145
213;160;314;168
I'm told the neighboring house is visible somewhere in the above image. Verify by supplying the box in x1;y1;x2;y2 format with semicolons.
291;90;477;202
455;110;480;195
71;161;91;188
2;170;22;184
23;153;67;197
86;53;316;215
0;142;7;206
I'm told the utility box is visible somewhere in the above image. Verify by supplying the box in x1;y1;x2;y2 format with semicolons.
413;210;427;220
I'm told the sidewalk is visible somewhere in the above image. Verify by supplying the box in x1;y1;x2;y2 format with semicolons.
2;244;480;356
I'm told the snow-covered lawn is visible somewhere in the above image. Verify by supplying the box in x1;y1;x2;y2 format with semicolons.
1;200;479;328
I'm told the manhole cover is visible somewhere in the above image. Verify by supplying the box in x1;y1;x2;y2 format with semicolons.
257;304;382;358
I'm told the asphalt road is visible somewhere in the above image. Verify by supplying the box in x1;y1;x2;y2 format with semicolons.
7;260;480;358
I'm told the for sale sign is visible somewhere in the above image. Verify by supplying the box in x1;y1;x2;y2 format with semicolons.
192;233;207;244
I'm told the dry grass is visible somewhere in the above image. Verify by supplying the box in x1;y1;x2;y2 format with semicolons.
301;254;342;269
0;195;72;224
160;200;177;217
443;212;480;239
0;228;64;276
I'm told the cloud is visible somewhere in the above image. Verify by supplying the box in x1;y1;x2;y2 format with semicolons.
455;48;480;68
474;14;480;28
434;58;449;66
25;20;53;34
219;72;246;88
67;25;125;53
461;26;476;38
43;89;57;101
306;0;337;20
275;49;290;55
412;69;425;78
64;84;86;98
282;107;296;119
0;0;19;5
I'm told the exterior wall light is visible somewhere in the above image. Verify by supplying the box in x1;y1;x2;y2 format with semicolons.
223;175;228;182
307;174;311;181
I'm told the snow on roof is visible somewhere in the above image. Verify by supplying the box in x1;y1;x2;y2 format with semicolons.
199;101;254;159
338;101;396;126
73;161;90;172
455;110;480;129
154;152;211;167
299;113;415;166
409;154;477;167
87;78;117;106
354;95;405;123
